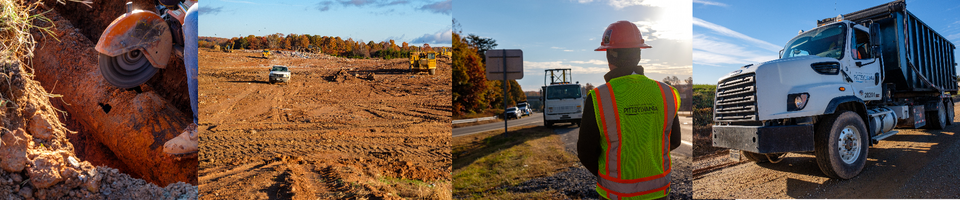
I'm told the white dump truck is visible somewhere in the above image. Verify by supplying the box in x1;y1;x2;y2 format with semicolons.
540;69;584;127
712;0;957;179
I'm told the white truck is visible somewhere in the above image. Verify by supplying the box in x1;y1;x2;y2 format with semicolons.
268;65;291;84
540;69;584;127
712;0;957;179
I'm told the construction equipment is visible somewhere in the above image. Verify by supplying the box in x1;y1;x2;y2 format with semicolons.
262;49;271;59
439;47;452;58
223;44;233;53
409;45;437;75
96;1;195;89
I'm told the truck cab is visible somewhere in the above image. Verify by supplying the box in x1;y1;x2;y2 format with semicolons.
712;1;957;180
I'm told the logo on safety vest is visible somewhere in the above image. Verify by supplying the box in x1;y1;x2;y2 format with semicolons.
623;103;658;116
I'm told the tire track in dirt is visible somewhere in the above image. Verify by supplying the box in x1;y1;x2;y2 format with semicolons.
199;49;452;199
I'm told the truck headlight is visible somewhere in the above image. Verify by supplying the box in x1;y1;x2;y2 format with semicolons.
577;105;582;112
787;93;809;111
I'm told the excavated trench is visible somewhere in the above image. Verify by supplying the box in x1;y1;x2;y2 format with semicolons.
27;0;196;186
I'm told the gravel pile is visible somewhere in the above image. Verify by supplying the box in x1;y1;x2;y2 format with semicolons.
499;167;600;199
498;155;693;200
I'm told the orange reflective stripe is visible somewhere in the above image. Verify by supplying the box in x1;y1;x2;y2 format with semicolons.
594;88;611;176
606;82;623;176
599;168;671;184
597;181;671;198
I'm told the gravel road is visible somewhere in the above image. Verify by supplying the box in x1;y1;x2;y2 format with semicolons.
693;105;960;199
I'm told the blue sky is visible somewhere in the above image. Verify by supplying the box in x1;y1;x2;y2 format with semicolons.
454;0;692;91
694;0;960;84
198;0;452;46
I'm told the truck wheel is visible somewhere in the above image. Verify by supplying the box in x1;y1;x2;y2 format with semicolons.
926;102;947;130
741;151;786;163
945;100;954;126
545;121;553;127
814;111;868;179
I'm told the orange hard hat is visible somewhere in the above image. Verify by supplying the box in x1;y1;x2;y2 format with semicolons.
595;21;651;51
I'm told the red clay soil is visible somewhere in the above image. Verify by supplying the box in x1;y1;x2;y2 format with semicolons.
199;49;453;199
28;5;197;186
0;56;196;199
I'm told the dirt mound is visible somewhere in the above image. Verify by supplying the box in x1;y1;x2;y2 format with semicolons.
329;69;376;83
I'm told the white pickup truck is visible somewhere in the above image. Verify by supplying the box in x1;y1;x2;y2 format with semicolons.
269;65;290;84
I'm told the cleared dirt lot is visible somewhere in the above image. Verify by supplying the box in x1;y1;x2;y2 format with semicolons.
693;105;960;199
198;49;452;199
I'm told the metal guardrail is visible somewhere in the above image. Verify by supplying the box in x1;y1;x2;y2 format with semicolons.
452;116;498;124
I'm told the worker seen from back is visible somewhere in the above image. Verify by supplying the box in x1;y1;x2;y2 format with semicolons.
577;20;681;200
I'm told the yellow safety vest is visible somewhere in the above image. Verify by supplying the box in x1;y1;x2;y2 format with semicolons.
589;74;679;200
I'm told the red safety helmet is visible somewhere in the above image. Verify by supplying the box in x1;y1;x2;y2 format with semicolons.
595;21;652;51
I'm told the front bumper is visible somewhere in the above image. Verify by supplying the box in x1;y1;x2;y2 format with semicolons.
545;112;581;121
270;76;290;82
712;124;814;153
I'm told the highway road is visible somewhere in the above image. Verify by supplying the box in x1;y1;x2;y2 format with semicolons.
452;112;694;156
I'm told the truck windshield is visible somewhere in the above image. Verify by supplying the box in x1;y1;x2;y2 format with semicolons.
272;66;288;72
546;85;582;100
783;23;846;60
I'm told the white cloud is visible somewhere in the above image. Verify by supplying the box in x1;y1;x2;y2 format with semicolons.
570;60;608;65
563;50;574;52
634;20;691;41
570;0;688;10
693;17;781;52
523;60;690;76
947;32;960;41
411;28;453;44
692;0;727;7
693;34;778;66
524;61;610;74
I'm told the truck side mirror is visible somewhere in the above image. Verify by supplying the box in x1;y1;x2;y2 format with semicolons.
870;24;882;47
872;45;882;58
779;49;784;59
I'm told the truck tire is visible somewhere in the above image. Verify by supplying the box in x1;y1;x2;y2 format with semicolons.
945;100;954;126
814;111;868;179
545;121;554;127
926;102;947;130
741;151;786;163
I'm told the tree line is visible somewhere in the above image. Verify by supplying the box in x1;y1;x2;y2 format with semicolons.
452;23;526;117
198;33;445;59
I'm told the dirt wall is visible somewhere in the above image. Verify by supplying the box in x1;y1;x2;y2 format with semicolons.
30;9;197;186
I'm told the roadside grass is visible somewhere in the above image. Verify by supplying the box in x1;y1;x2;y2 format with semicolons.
453;108;502;120
369;177;451;199
452;125;578;199
452;118;503;128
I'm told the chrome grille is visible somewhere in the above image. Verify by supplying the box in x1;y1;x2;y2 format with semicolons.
714;73;758;122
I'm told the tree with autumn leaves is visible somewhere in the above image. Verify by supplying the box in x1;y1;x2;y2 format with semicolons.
208;33;440;59
452;21;526;117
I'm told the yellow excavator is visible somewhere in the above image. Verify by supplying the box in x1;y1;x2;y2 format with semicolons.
262;49;271;59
